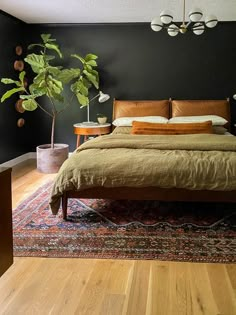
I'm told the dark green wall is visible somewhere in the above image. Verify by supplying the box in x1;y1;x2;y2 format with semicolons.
1;18;236;162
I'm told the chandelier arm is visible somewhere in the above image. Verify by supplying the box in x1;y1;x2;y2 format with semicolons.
185;21;192;29
160;24;179;30
171;22;181;28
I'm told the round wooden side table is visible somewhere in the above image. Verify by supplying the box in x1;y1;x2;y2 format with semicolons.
73;123;111;147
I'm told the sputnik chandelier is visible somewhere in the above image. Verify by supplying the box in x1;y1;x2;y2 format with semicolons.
151;0;218;36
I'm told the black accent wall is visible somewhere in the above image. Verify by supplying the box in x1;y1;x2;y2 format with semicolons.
1;19;236;163
0;12;41;163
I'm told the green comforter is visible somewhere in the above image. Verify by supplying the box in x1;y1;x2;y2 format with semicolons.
49;134;236;214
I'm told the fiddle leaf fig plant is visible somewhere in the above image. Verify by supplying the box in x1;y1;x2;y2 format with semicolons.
1;34;99;148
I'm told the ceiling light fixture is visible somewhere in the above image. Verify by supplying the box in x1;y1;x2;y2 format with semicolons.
151;0;218;36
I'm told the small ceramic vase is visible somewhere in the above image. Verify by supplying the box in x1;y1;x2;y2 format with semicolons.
97;117;107;124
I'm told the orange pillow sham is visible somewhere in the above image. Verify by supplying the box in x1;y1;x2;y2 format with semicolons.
131;121;213;135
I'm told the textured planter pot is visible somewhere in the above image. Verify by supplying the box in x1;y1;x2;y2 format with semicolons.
97;117;107;124
37;144;69;174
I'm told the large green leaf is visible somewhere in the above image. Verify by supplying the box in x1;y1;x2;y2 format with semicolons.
86;60;97;67
46;66;62;76
22;99;38;111
57;68;81;83
1;78;19;85
79;81;88;96
33;72;46;85
83;70;99;89
48;90;64;103
90;69;99;81
70;80;88;96
1;87;25;102
19;94;35;100
84;64;92;72
45;43;62;58
38;79;47;88
85;54;98;61
41;34;57;44
24;54;45;74
44;55;55;61
70;82;78;94
47;77;63;95
82;77;92;89
28;84;47;97
71;54;85;64
19;71;26;84
41;34;51;43
28;43;45;50
47;84;61;96
77;80;88;96
84;68;99;85
76;92;89;107
51;77;63;90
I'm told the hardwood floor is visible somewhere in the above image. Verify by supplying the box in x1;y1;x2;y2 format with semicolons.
0;159;235;314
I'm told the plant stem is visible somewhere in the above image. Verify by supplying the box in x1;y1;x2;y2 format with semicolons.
51;114;56;149
48;96;57;148
24;88;53;117
35;101;53;117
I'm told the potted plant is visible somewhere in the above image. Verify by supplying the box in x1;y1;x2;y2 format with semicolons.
1;34;100;173
97;113;108;124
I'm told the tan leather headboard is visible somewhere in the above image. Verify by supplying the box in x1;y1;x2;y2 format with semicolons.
113;100;170;120
171;100;230;127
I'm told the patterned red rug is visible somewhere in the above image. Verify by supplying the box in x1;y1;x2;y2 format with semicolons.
13;181;236;263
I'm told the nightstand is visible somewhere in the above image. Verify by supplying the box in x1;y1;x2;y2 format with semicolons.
73;123;111;147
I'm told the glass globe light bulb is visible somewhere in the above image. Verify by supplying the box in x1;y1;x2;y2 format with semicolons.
189;8;203;22
192;23;205;35
160;10;173;24
205;15;218;28
151;17;163;32
167;24;179;37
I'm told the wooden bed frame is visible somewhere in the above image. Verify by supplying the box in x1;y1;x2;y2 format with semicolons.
62;98;235;220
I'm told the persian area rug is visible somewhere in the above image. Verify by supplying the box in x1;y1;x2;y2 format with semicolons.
13;181;236;263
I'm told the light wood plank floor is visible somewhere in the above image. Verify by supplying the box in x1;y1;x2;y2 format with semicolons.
0;159;235;315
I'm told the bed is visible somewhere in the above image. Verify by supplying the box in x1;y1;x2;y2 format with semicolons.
49;99;236;220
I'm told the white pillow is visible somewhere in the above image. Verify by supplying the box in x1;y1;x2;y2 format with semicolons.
212;126;228;134
168;115;228;126
112;116;168;127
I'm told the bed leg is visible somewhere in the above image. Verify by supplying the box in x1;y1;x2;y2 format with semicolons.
62;193;68;220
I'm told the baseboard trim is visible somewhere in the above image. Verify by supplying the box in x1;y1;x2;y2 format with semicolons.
0;152;36;168
0;152;73;168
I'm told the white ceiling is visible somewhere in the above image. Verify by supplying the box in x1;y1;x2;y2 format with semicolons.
1;0;236;24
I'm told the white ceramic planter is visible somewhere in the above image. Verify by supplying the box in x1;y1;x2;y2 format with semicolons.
97;117;107;124
37;143;69;173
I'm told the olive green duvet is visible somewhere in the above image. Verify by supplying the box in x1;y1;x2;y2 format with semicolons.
50;134;236;214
